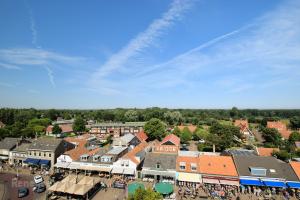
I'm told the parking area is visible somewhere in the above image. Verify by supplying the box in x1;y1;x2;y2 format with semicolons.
0;172;46;200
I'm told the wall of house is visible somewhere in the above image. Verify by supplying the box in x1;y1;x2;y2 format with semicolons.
56;154;73;163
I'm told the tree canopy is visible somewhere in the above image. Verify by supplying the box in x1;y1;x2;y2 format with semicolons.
144;118;166;141
73;117;86;133
128;188;162;200
261;127;282;147
52;124;62;135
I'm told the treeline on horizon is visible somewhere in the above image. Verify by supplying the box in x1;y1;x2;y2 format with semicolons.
1;107;300;126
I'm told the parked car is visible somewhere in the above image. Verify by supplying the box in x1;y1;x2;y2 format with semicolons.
33;175;43;184
112;181;126;189
33;183;46;193
18;187;29;198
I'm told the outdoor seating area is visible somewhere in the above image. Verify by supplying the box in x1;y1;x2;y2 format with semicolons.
127;182;145;195
154;182;174;198
48;174;102;199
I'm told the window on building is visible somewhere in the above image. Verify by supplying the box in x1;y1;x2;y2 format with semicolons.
44;153;46;157
191;163;197;171
49;153;52;157
250;167;266;176
34;152;36;156
39;153;41;156
156;163;161;169
179;162;186;170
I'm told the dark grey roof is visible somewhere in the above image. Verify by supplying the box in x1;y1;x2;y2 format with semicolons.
28;138;63;151
224;149;256;156
0;138;19;150
13;143;31;152
233;155;299;181
143;153;176;171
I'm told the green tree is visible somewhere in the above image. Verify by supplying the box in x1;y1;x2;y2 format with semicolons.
52;124;62;135
290;116;300;130
207;123;241;151
180;127;192;144
21;127;35;138
172;126;181;136
124;110;139;122
193;126;209;141
261;127;282;147
128;188;162;200
289;131;300;144
272;150;291;162
230;107;239;118
144;118;166;141
73;117;86;133
163;111;183;125
0;128;10;139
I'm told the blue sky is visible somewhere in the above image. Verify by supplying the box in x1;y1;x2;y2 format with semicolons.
0;0;300;109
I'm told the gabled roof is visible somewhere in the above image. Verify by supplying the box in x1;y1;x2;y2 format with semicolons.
143;153;177;170
176;156;199;173
0;137;20;150
177;125;197;133
123;141;148;164
199;155;238;177
136;131;148;141
161;134;180;146
46;124;73;133
290;162;300;180
234;120;249;132
257;147;279;157
233;155;299;181
28;138;63;151
267;121;291;139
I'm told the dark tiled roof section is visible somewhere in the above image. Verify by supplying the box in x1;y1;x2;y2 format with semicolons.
233;155;299;181
0;137;20;150
28;138;63;151
143;153;177;171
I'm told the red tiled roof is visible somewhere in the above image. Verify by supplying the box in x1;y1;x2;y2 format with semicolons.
234;120;249;132
178;125;197;133
290;162;300;180
176;156;199;173
267;121;291;139
257;147;279;156
46;124;73;133
123;141;148;164
161;134;180;146
136;131;148;141
199;155;238;177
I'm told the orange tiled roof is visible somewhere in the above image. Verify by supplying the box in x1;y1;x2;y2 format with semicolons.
267;121;291;139
176;156;199;173
161;134;180;146
234;120;249;132
199;155;238;177
290;162;300;180
257;147;279;156
136;131;148;141
178;125;197;133
46;124;73;133
123;141;148;164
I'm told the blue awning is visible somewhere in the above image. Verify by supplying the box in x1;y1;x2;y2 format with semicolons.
287;182;300;189
24;158;40;165
39;159;50;166
263;180;287;188
240;179;264;186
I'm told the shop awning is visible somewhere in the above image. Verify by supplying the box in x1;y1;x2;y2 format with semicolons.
142;169;176;177
39;159;50;166
287;182;300;189
128;183;145;195
112;167;124;174
263;180;287;188
123;168;135;175
68;162;80;169
23;158;40;165
219;180;239;186
155;182;173;195
240;179;264;186
54;162;70;168
177;172;202;183
202;178;220;184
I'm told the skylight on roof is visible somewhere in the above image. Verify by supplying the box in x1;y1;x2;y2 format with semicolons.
250;167;267;176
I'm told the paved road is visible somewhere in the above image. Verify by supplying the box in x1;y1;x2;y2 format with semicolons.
0;172;46;200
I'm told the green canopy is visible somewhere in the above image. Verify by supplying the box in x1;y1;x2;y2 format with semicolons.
154;182;173;195
128;183;145;195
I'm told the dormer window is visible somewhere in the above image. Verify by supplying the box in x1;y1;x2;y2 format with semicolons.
191;163;197;171
156;162;161;169
80;154;89;161
93;155;100;162
180;162;186;170
250;167;267;176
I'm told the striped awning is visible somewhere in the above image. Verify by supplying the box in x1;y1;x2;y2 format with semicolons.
112;167;124;174
54;162;71;168
202;178;220;184
123;168;135;175
177;172;202;183
220;179;239;186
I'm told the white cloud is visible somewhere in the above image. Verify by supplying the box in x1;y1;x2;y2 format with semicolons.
90;0;195;85
0;62;21;70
